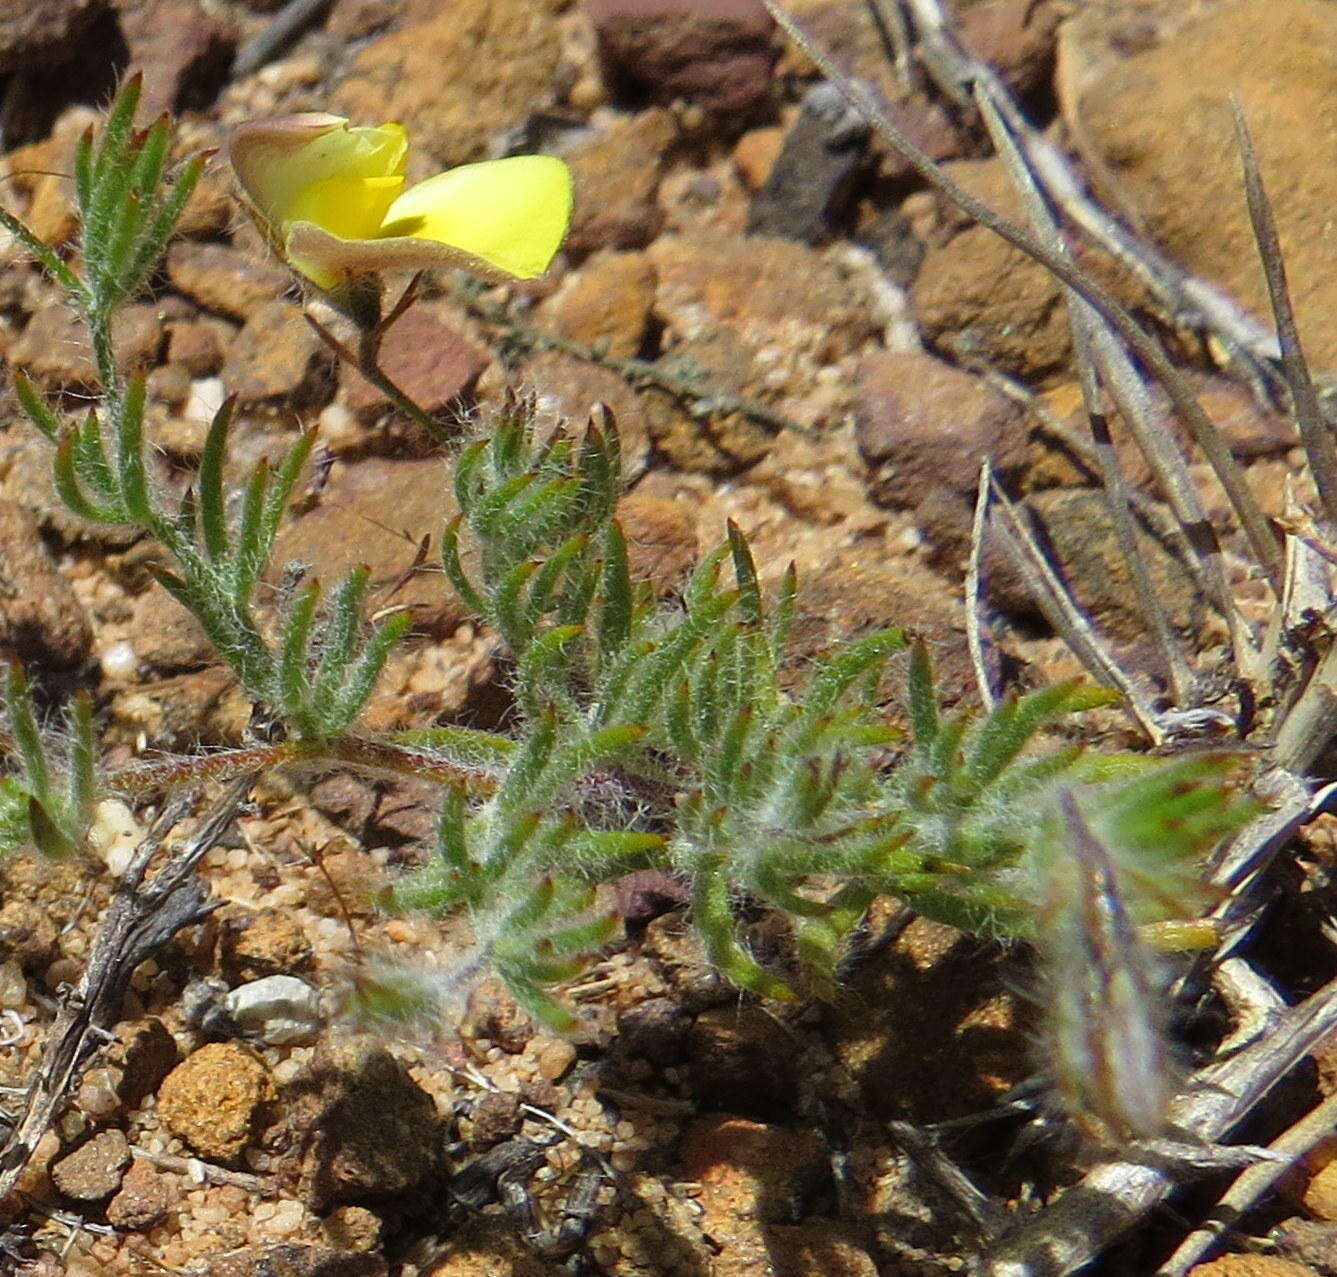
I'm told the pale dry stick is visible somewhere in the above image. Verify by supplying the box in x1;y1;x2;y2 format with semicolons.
975;90;1197;705
766;0;1282;586
966;460;996;710
1231;99;1337;522
988;476;1163;741
970;72;1264;695
1212;957;1287;1055
900;0;1281;389
940;338;1215;593
861;0;920;94
985;971;1337;1276
0;776;253;1206
1160;1090;1337;1273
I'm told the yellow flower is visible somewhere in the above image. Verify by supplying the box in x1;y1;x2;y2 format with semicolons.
227;114;573;292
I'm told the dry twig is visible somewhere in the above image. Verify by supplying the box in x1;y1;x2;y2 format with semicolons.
0;775;255;1208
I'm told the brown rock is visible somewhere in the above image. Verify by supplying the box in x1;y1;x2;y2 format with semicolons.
156;1042;275;1162
648;230;878;383
129;580;214;672
585;0;777;116
855;349;1029;508
565;108;677;256
106;665;251;749
462;978;534;1054
165;241;291;321
0;498;92;668
342;304;490;425
912;157;1069;379
465;1090;524;1149
0;856;91;971
779;0;971;180
788;548;974;711
334;0;561;167
222;300;333;407
270;457;467;638
618;492;698;593
219;908;313;981
1186;1259;1319;1277
0;0;103;72
733;124;784;191
175;168;237;239
51;1128;131;1202
303;845;382;920
1273;1219;1337;1274
757;1222;879;1277
111;1016;180;1108
687;1005;798;1118
167;320;225;377
616;996;690;1064
1073;0;1337;370
105;1156;175;1230
680;1116;827;1223
1306;1151;1337;1221
119;0;236;115
1021;487;1202;641
286;1036;442;1210
538;251;657;361
8;300;164;390
199;1245;387;1277
323;1205;383;1251
642;912;730;1011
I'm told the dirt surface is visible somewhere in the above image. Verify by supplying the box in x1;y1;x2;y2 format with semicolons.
0;1;1332;1274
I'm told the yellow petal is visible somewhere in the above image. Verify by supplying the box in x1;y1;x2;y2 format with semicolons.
379;155;573;280
229;115;408;242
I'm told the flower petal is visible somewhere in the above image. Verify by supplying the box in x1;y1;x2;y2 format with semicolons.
379;155;573;280
229;115;408;243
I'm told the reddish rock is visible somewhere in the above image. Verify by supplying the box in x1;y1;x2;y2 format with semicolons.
166;241;291;321
8;300;163;391
956;0;1062;99
566;108;677;255
0;498;92;669
51;1128;131;1203
585;0;777;116
680;1116;828;1223
119;0;236;115
538;250;657;361
342;305;489;424
218;908;313;982
106;1157;175;1230
854;349;1028;509
129;580;214;672
270;457;468;639
221;300;332;407
912;158;1070;379
617;492;698;594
